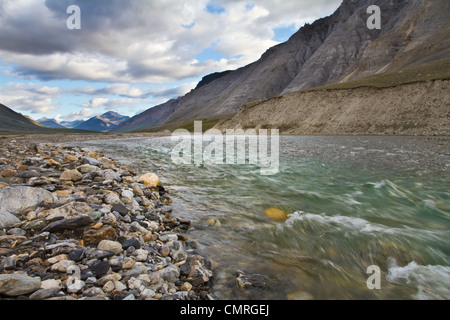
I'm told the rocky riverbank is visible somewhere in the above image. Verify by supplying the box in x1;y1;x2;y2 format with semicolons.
0;138;213;300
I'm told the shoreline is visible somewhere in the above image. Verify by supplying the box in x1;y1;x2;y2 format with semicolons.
0;136;213;300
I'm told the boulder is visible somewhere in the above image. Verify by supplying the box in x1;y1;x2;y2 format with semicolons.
43;202;95;220
60;169;83;182
0;274;41;296
0;187;57;216
137;173;160;188
0;210;21;228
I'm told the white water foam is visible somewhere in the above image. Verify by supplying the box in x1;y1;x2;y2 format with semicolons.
387;260;450;300
285;211;396;235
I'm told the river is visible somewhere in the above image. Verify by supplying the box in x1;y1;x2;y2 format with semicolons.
77;135;450;300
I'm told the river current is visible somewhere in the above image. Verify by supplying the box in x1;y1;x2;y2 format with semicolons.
78;136;450;300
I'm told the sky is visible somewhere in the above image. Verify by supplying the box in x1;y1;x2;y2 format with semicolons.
0;0;342;123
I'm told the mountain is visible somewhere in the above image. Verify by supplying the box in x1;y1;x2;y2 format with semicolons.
0;103;48;133
74;111;130;132
37;118;67;129
115;0;450;133
111;99;179;133
59;120;84;129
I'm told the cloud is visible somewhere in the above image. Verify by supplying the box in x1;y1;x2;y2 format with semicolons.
56;107;95;122
82;97;110;109
0;82;59;114
0;0;342;83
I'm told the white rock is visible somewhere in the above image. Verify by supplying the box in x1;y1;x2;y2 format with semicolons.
140;288;156;299
67;280;85;293
98;240;123;255
104;193;120;205
114;280;127;292
0;210;20;228
127;278;142;290
51;260;76;273
133;249;148;262
40;279;61;290
0;187;57;215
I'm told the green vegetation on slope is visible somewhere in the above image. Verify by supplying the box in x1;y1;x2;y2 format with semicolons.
0;104;95;135
310;57;450;91
137;114;235;133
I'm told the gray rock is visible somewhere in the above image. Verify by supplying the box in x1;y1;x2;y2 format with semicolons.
60;169;83;182
0;210;20;228
158;265;180;283
29;287;61;300
0;274;41;296
86;249;116;260
42;215;94;233
236;270;266;290
0;187;57;215
0;256;17;270
83;157;101;166
15;171;39;179
44;202;95;220
98;240;123;255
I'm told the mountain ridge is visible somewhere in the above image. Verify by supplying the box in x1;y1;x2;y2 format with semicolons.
114;0;450;133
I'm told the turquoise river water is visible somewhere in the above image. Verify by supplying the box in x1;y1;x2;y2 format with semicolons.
78;136;450;300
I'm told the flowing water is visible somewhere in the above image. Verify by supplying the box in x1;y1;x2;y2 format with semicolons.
78;136;450;300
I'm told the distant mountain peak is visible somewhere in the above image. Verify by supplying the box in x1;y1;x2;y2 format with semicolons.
73;111;130;132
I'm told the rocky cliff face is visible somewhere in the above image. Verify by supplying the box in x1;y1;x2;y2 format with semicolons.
117;0;450;132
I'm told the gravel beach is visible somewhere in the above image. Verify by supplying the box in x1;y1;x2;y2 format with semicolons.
0;134;213;300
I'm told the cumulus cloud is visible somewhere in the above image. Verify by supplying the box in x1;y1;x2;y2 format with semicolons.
55;108;95;122
0;82;59;114
0;0;341;83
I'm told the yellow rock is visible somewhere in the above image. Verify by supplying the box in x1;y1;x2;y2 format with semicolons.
64;154;78;162
137;173;160;188
0;169;17;178
54;190;73;197
46;159;62;169
286;291;314;300
263;208;289;221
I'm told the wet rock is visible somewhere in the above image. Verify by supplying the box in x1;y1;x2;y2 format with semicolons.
137;173;160;188
263;208;289;221
236;270;266;290
0;274;41;296
0;186;56;215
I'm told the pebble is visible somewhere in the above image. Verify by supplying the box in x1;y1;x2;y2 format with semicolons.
0;141;212;300
0;274;41;296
